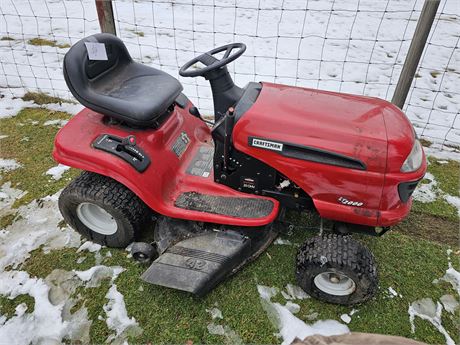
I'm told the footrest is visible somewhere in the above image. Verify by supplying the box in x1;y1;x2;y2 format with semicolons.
141;226;277;296
141;231;251;296
174;192;274;218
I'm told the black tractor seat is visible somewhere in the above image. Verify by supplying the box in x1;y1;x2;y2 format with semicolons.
63;33;183;127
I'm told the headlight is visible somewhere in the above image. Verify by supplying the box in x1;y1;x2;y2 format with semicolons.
401;139;423;172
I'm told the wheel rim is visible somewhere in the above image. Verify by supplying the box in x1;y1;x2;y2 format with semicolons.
76;202;117;235
313;271;356;296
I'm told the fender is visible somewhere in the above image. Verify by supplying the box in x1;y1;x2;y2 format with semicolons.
53;106;279;227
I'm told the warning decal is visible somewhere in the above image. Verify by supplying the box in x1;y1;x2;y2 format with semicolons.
186;146;214;178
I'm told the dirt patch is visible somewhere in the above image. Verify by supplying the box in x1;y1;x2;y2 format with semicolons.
394;211;459;246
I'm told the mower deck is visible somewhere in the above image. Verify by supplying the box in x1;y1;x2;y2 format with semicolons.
142;225;277;296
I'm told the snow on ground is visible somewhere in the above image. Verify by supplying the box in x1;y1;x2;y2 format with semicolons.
444;195;460;217
438;250;460;296
340;314;351;324
408;298;455;345
409;250;459;345
103;284;142;342
0;90;83;118
77;240;102;253
0;265;132;344
281;283;310;300
387;286;403;299
43;118;69;127
274;238;293;245
0;158;22;172
0;270;71;344
257;285;349;345
0;186;138;343
0;0;458;147
0;182;27;217
0;192;81;270
206;306;223;320
45;163;70;180
413;171;460;216
413;172;437;203
206;306;243;344
440;294;459;315
74;265;124;288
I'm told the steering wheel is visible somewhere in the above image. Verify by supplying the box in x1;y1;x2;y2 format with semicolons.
179;43;246;78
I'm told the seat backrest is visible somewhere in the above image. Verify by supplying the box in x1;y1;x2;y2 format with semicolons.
63;33;132;97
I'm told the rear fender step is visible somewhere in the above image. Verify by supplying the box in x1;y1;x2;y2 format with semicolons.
141;226;277;296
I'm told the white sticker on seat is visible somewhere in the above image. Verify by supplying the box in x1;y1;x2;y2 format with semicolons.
84;42;108;61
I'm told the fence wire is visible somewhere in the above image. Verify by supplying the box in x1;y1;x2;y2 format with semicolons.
0;0;458;148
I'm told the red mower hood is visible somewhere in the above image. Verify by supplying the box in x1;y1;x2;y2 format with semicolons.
234;82;401;173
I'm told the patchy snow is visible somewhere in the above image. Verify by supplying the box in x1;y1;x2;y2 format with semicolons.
388;286;403;299
0;135;8;139
440;294;459;314
0;159;21;172
0;192;81;270
285;301;301;314
103;284;141;342
43;119;70;127
0;0;458;147
0;270;69;344
281;284;310;300
257;285;349;345
340;314;351;324
74;265;124;288
408;298;455;345
206;307;223;320
274;238;293;245
77;240;102;253
438;249;460;296
444;194;460;217
413;172;438;203
0;182;27;218
207;322;243;344
441;267;460;296
425;145;460;163
45;164;70;180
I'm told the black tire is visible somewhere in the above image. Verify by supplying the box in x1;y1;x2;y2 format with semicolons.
131;242;158;264
59;171;151;248
296;233;378;305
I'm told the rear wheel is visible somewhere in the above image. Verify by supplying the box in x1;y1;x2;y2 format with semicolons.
59;171;152;248
296;233;378;305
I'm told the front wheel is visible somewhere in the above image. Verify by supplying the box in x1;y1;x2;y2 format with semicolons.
59;171;152;248
296;233;378;305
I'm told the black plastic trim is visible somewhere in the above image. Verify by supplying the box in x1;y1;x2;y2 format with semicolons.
248;136;367;170
398;179;421;203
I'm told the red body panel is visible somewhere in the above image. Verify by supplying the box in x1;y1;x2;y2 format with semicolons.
54;82;426;229
53;106;279;226
233;83;426;227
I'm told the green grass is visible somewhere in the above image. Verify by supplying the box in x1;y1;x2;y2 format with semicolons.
0;107;79;207
28;37;70;49
22;91;72;105
1;36;15;41
411;156;460;222
20;229;459;344
0;109;459;344
427;157;459;197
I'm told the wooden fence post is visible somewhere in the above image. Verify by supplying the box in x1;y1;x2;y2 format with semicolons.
95;0;116;35
391;0;440;109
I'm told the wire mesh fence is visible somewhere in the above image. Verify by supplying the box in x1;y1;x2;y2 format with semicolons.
0;0;458;148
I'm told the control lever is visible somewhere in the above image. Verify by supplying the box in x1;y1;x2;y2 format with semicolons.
93;134;150;172
189;106;214;125
121;135;136;146
223;107;235;172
